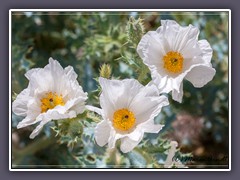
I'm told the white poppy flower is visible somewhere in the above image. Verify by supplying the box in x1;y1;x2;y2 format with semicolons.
164;141;187;168
12;58;88;139
87;77;169;153
137;20;216;103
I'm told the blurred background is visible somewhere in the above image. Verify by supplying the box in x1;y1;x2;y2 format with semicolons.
11;11;229;168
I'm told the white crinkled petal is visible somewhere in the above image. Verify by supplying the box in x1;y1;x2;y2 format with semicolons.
150;74;170;93
156;20;181;50
120;135;144;153
17;98;41;128
108;129;124;149
47;57;64;72
126;128;143;142
29;110;77;139
157;20;199;53
151;70;185;94
49;60;77;97
140;119;164;134
99;83;118;120
152;61;214;98
182;39;213;69
41;96;86;120
25;57;86;98
130;93;169;125
182;42;201;60
29;107;78;139
25;60;56;95
64;66;78;81
172;82;184;103
198;39;213;64
185;65;216;88
42;108;76;121
126;119;163;142
29;118;51;139
17;117;34;129
155;64;215;102
12;88;30;116
62;65;88;100
67;96;87;115
159;20;181;32
45;58;65;90
175;25;199;53
137;31;166;67
136;31;150;60
85;105;103;116
94;120;111;147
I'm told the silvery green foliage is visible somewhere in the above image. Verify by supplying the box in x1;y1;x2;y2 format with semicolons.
12;12;228;168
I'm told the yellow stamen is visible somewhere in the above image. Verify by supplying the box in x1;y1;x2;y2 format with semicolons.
40;92;65;113
163;51;184;73
113;108;136;131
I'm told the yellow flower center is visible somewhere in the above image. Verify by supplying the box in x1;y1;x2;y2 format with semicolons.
113;108;136;131
163;51;184;73
40;92;65;113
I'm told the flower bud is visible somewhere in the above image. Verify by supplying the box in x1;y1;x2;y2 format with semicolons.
99;64;112;79
126;17;145;47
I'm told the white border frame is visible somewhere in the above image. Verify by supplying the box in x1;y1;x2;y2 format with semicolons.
9;9;231;171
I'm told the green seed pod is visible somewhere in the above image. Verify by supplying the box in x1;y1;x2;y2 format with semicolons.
99;63;112;79
52;117;84;148
126;16;145;47
68;120;83;138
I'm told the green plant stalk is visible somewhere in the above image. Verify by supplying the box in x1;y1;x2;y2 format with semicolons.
12;134;56;165
133;147;155;167
137;63;149;84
